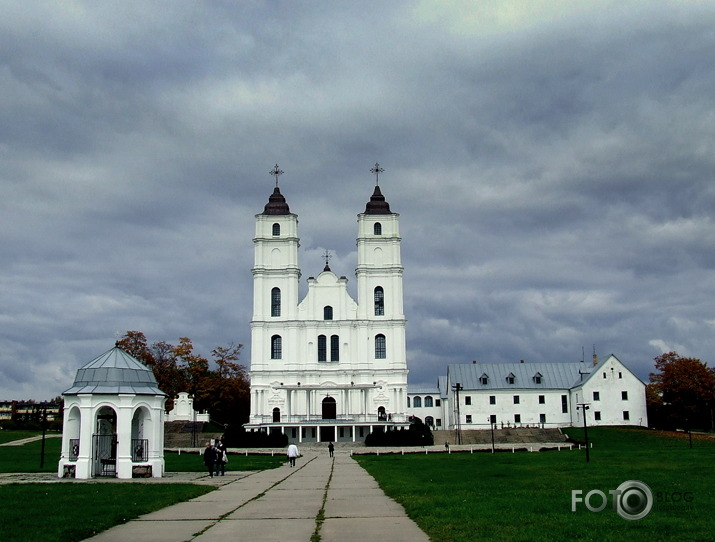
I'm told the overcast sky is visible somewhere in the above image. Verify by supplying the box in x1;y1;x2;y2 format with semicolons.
2;1;715;401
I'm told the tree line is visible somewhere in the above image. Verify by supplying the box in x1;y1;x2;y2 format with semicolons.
117;331;250;428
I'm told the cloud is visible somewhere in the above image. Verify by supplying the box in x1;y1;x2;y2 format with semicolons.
1;1;715;400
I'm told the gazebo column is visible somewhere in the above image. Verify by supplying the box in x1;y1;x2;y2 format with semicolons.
115;399;134;479
74;399;94;479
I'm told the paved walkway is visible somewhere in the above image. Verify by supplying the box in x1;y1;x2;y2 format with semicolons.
82;451;430;542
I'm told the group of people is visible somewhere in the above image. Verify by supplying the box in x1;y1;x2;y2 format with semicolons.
203;438;228;477
285;441;335;467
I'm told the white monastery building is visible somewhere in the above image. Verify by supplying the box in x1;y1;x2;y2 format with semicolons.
246;168;409;442
408;354;647;431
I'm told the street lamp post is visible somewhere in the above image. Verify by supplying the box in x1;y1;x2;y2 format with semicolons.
577;403;590;462
489;417;495;453
452;382;463;445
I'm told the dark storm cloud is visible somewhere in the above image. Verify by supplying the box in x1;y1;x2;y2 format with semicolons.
1;1;715;398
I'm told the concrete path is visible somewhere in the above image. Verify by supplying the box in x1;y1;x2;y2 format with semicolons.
0;434;61;446
83;451;430;542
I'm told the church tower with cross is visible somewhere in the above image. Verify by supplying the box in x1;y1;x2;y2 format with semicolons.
245;164;410;442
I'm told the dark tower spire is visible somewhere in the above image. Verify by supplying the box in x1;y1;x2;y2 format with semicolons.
263;163;290;215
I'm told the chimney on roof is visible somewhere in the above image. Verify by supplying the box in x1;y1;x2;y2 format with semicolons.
472;360;477;364
520;359;524;363
592;345;598;366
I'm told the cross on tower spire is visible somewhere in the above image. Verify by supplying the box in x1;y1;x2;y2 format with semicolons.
370;162;384;185
322;249;332;271
269;163;284;187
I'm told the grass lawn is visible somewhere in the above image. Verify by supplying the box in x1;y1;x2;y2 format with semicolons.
355;427;715;542
0;483;213;542
0;436;61;473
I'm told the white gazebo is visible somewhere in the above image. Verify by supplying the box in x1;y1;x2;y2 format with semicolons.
58;344;166;479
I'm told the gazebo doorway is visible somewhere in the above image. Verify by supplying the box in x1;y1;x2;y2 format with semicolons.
93;406;117;477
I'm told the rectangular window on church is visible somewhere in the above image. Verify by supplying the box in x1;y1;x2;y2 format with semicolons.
331;335;339;362
318;335;327;362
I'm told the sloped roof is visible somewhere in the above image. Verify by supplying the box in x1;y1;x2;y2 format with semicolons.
63;346;164;396
448;361;593;391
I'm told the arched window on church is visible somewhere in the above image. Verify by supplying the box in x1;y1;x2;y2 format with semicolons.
272;223;280;236
271;335;282;359
271;287;281;317
425;396;433;407
318;335;327;362
324;306;333;320
374;287;384;316
331;335;339;362
374;222;382;235
413;396;422;408
375;334;386;359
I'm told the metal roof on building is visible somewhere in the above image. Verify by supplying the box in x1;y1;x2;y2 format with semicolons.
63;346;164;396
448;361;593;391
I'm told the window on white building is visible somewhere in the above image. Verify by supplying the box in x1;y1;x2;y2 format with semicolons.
374;287;385;316
539;413;546;424
330;335;339;362
407;397;411;408
271;335;282;359
506;373;515;384
513;395;520;404
324;306;333;320
425;396;433;407
593;391;600;401
413;396;422;408
561;395;568;413
374;222;382;235
466;415;472;424
375;334;386;358
271;287;281;317
465;396;472;405
621;391;628;400
623;411;630;421
514;414;521;423
538;395;545;404
619;372;623;379
595;411;601;421
318;335;327;362
436;399;441;407
436;418;442;427
272;223;280;236
489;396;496;405
480;374;489;385
490;414;496;424
533;373;543;384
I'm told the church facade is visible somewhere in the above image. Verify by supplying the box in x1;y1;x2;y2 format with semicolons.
245;175;410;442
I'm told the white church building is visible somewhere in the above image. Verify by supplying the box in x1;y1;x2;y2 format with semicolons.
245;169;409;443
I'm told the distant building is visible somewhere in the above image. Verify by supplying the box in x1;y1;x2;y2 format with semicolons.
407;355;648;430
166;392;210;423
0;400;59;425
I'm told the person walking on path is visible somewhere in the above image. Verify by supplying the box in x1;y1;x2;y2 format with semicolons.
203;441;217;477
214;438;227;476
328;442;334;457
287;442;300;467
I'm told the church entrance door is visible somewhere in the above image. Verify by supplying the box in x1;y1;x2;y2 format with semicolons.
322;396;336;420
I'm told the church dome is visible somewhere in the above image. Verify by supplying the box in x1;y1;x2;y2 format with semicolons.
262;187;291;215
364;185;392;214
63;345;164;396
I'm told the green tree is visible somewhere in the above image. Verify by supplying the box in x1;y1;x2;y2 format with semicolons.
649;352;715;431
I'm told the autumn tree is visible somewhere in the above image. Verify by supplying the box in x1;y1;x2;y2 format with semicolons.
649;352;715;430
116;331;250;427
